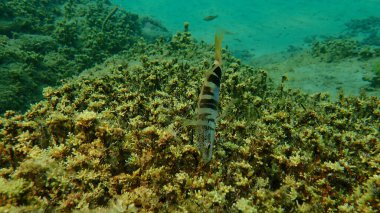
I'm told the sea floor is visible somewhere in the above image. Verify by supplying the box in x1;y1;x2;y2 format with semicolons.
112;0;380;99
252;51;380;100
111;0;379;55
1;1;380;211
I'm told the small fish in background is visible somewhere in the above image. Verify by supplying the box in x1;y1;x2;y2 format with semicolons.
102;7;119;31
187;32;224;163
203;15;218;21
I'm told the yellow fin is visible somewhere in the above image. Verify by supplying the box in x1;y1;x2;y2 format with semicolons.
214;31;224;64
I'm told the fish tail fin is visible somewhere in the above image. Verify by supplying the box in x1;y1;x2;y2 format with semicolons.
214;31;224;64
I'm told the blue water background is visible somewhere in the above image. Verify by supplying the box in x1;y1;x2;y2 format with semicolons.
112;0;380;57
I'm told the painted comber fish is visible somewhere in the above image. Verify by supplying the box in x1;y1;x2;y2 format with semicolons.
188;32;224;163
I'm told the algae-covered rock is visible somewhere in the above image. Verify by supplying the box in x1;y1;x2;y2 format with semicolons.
311;38;379;62
0;0;165;114
310;17;380;63
345;16;380;36
0;28;379;213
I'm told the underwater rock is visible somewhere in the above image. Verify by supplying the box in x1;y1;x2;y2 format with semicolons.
0;0;146;114
311;38;379;62
311;39;359;62
140;17;171;42
345;16;380;35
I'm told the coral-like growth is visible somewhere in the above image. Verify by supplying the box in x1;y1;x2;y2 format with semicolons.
0;30;379;212
0;0;169;114
311;38;379;62
370;61;380;87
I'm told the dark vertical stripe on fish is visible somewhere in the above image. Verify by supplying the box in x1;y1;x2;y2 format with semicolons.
200;103;217;110
200;98;218;106
207;74;220;87
214;66;222;79
202;86;214;96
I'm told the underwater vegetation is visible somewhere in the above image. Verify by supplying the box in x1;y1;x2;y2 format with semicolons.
0;20;380;211
0;0;169;114
311;38;380;62
252;16;380;101
345;16;380;46
309;37;380;89
371;61;380;88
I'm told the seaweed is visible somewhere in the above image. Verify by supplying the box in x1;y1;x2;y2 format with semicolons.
0;30;379;211
0;0;146;114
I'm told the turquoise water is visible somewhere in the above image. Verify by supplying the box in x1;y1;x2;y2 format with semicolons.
112;0;380;98
0;0;379;113
112;0;380;56
1;1;380;211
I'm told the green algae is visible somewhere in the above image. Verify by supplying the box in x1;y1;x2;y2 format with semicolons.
0;0;169;114
371;61;380;87
311;38;379;62
0;26;379;212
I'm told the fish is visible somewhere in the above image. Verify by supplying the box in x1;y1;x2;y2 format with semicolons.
102;7;119;31
187;32;224;163
203;15;218;21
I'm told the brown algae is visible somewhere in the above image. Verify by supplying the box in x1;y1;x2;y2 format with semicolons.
0;25;380;213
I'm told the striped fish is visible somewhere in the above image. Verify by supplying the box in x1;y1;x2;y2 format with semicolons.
189;32;224;163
